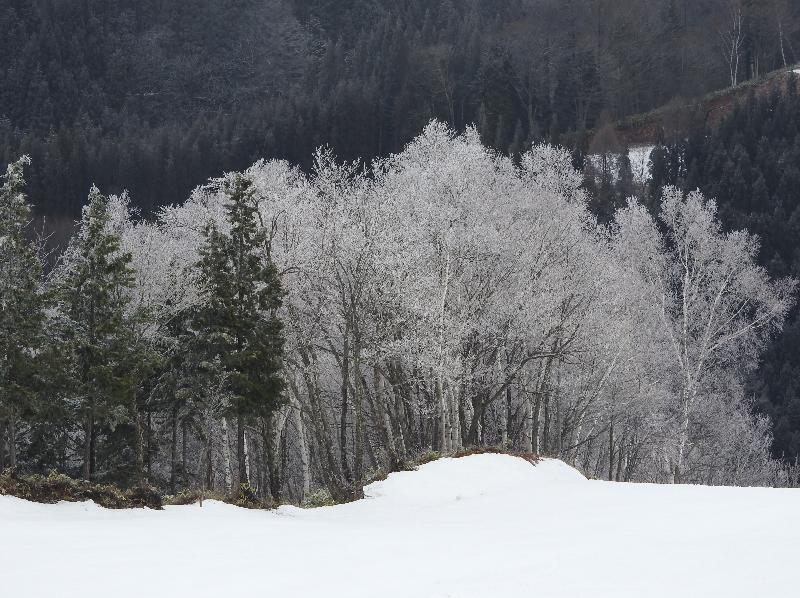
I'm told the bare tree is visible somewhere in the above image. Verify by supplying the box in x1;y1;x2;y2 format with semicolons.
614;188;795;482
718;1;745;86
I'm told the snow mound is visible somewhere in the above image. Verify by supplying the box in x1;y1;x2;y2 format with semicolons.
366;455;585;505
2;454;799;598
364;454;569;504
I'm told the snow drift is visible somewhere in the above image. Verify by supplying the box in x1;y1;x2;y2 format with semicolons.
2;454;798;597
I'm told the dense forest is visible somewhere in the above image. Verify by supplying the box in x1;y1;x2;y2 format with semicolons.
4;0;800;497
2;124;796;502
2;0;799;222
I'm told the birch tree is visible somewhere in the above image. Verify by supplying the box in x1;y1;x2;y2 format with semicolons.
613;187;795;482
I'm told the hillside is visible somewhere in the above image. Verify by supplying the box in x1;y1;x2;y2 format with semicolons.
589;65;800;149
4;0;797;218
2;454;798;598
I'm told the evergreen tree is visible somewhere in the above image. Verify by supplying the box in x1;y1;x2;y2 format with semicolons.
155;280;228;494
55;186;136;481
0;156;45;471
194;173;286;494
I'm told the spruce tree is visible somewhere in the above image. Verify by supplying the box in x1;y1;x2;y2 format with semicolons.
55;186;136;481
0;156;45;470
194;173;286;494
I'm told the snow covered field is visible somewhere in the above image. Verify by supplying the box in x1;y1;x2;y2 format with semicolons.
2;454;798;598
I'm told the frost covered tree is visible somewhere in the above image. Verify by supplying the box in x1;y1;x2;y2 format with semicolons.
3;120;794;494
0;157;45;470
613;187;795;482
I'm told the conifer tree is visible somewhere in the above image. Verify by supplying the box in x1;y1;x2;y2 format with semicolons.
194;173;286;494
55;186;136;481
0;156;45;470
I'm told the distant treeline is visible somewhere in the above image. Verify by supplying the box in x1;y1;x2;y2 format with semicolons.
2;0;799;218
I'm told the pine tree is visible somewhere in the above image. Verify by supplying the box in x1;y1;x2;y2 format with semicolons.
0;156;45;471
194;173;286;494
55;186;136;481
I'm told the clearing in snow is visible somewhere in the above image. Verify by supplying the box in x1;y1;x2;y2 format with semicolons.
1;454;798;597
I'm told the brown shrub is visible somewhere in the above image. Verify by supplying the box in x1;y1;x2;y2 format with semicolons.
0;469;162;509
452;446;540;466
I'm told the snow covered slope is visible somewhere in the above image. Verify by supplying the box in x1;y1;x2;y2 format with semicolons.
2;454;798;597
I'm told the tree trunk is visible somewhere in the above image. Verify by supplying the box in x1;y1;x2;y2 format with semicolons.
244;426;251;485
778;19;788;67
170;406;178;494
436;375;448;453
466;395;485;447
83;404;95;481
370;366;399;469
237;413;247;488
299;348;349;501
263;415;281;503
205;411;214;492
352;339;364;486
145;410;151;481
340;325;352;484
673;391;691;484
279;418;289;497
200;408;213;506
502;386;511;448
0;419;6;470
8;416;17;470
295;406;311;503
615;432;625;482
453;384;464;451
133;405;145;486
531;394;541;454
181;419;188;489
608;417;615;482
531;357;553;454
221;417;233;492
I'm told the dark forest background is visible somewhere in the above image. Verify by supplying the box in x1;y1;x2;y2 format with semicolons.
3;0;798;217
3;0;800;463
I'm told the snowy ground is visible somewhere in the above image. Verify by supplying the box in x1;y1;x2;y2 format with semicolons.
2;454;798;598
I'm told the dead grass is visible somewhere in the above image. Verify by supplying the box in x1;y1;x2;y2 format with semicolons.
451;446;540;466
0;469;162;509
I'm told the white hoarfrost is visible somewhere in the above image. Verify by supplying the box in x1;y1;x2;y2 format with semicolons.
628;144;655;182
2;454;798;598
